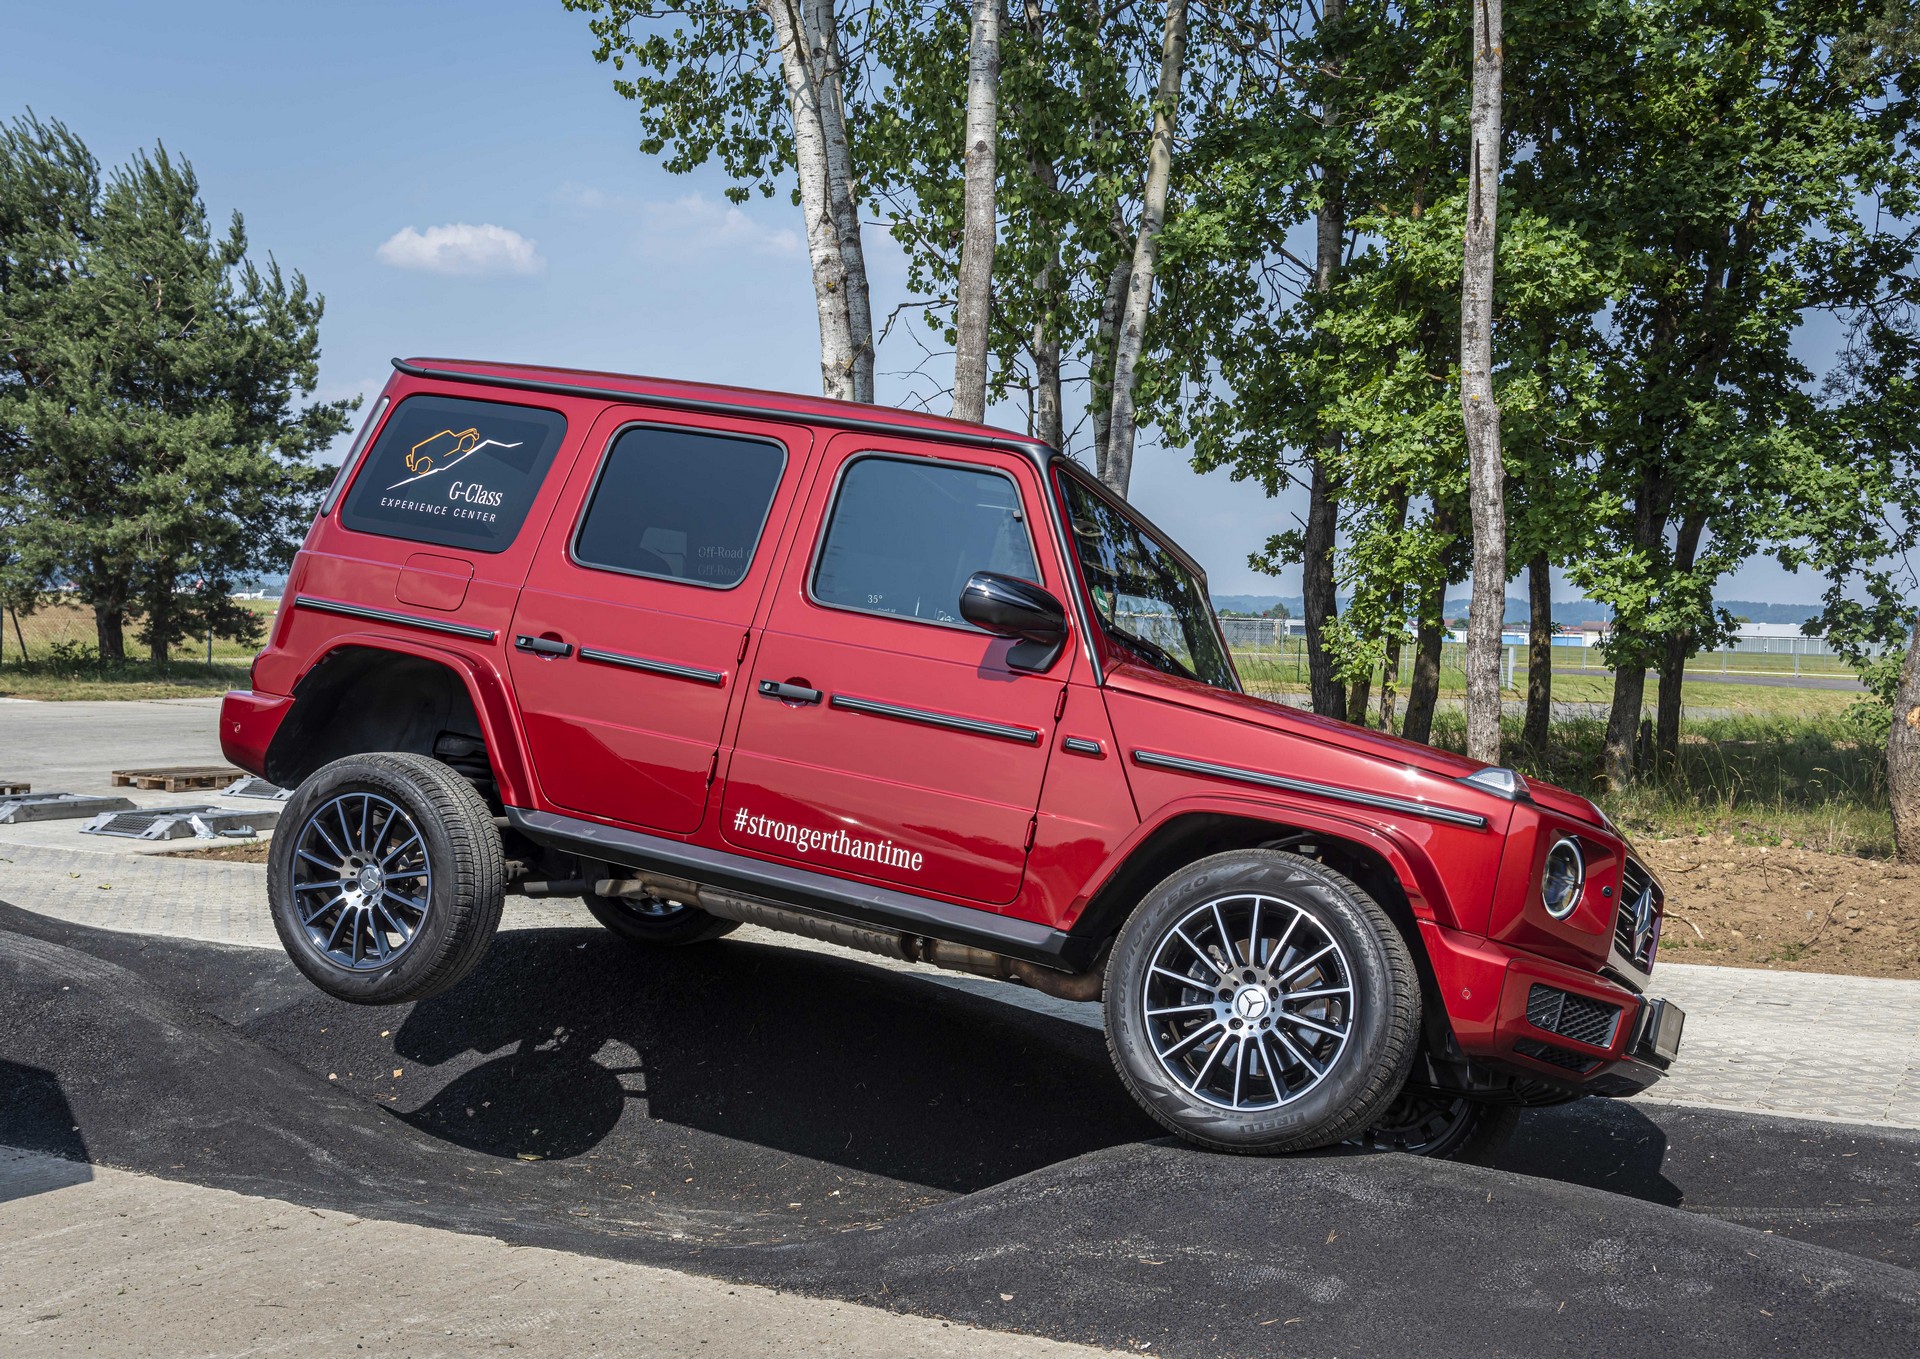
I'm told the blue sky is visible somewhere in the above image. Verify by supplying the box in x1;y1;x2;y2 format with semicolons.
3;0;1837;602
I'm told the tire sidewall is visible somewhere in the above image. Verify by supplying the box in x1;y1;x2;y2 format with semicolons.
1106;850;1413;1152
268;755;493;1004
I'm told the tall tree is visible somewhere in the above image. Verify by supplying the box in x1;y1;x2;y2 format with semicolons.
952;0;1004;422
1459;0;1506;764
567;0;875;400
1100;0;1189;496
0;117;349;663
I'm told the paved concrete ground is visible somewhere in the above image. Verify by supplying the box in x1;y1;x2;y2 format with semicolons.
0;696;226;794
0;1148;1110;1359
3;836;1917;1130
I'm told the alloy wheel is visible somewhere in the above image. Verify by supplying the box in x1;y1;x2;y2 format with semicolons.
289;792;433;970
1140;893;1355;1111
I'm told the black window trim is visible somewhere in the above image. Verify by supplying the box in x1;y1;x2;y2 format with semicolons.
334;391;571;556
566;418;792;592
805;450;1045;637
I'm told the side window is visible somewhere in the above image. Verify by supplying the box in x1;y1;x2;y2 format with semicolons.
573;425;786;589
812;455;1038;627
339;395;567;554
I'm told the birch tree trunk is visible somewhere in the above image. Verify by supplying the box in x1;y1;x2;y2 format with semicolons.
764;0;872;401
1460;0;1507;765
951;0;1002;423
1302;0;1347;721
1022;0;1063;450
1890;614;1920;862
1101;0;1188;498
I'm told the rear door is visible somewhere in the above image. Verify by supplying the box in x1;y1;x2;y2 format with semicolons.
718;433;1071;905
506;406;810;833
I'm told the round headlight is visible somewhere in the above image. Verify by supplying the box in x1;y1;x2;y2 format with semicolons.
1541;837;1585;919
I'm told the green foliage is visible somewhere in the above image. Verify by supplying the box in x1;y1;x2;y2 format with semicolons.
563;2;791;205
0;112;350;663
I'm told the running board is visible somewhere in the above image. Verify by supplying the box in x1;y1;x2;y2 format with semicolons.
504;806;1074;970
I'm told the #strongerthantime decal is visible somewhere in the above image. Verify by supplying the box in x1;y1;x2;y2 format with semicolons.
732;808;923;872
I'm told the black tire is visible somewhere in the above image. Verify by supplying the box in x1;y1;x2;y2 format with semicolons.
581;887;739;947
268;752;505;1005
1358;1088;1520;1164
1104;849;1420;1154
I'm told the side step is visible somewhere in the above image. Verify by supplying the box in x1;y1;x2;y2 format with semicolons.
593;873;1105;1003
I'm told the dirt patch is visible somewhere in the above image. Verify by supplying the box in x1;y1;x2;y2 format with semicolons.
1639;838;1920;979
159;840;271;864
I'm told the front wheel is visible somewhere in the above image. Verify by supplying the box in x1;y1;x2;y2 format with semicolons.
1104;849;1420;1154
1358;1088;1519;1163
268;752;504;1005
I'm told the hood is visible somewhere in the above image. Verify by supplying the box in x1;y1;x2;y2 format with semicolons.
1105;664;1486;778
1103;663;1608;825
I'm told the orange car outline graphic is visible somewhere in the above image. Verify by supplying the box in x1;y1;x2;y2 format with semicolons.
386;427;523;492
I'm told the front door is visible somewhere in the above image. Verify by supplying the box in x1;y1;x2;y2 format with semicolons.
507;407;810;833
718;434;1071;905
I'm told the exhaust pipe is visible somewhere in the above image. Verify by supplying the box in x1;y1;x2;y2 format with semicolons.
593;876;1103;1003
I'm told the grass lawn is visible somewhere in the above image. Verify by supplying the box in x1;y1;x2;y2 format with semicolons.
0;660;251;701
0;597;273;699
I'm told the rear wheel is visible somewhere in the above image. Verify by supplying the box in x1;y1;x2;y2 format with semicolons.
1104;849;1419;1154
268;753;504;1005
582;887;739;947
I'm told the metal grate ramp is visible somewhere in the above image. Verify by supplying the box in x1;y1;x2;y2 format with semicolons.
80;804;282;841
0;792;137;825
221;775;291;801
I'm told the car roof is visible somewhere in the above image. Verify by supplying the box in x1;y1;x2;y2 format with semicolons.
394;356;1056;468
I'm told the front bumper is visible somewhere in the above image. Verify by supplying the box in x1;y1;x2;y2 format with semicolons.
1420;921;1685;1095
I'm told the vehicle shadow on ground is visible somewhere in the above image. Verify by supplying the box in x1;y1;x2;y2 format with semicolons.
382;927;1689;1204
386;929;1162;1193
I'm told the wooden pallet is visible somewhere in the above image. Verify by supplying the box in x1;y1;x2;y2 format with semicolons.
0;780;27;797
110;765;243;793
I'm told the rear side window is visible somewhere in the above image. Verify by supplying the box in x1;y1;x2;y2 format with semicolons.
338;395;567;553
573;425;787;588
812;455;1037;627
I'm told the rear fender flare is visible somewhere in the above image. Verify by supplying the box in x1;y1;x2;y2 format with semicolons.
270;635;534;805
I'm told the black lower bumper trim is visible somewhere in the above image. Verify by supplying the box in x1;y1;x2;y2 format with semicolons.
1586;995;1685;1097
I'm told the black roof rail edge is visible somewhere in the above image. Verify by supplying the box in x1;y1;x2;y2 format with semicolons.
390;357;1057;469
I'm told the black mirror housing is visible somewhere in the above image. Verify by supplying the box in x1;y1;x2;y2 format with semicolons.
959;571;1069;671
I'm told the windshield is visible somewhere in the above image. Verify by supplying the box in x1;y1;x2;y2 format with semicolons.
1056;469;1237;691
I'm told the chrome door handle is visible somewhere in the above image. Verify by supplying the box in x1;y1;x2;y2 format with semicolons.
514;635;573;657
757;680;822;705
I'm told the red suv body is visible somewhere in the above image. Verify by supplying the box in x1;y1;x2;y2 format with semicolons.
222;357;1682;1156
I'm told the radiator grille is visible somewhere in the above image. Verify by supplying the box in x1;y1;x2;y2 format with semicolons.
1526;984;1622;1048
1615;857;1664;972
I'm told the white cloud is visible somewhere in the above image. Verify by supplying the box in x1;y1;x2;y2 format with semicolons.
641;194;803;258
376;223;545;277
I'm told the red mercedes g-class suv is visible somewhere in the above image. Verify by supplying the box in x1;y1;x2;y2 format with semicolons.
221;357;1683;1158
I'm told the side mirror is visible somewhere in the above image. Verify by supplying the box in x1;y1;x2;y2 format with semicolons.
960;571;1069;672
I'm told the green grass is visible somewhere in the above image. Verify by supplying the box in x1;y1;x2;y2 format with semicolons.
0;659;251;701
1428;709;1893;858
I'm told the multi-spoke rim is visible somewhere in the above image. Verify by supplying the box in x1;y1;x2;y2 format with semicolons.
603;892;690;920
289;792;432;971
1140;893;1354;1112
